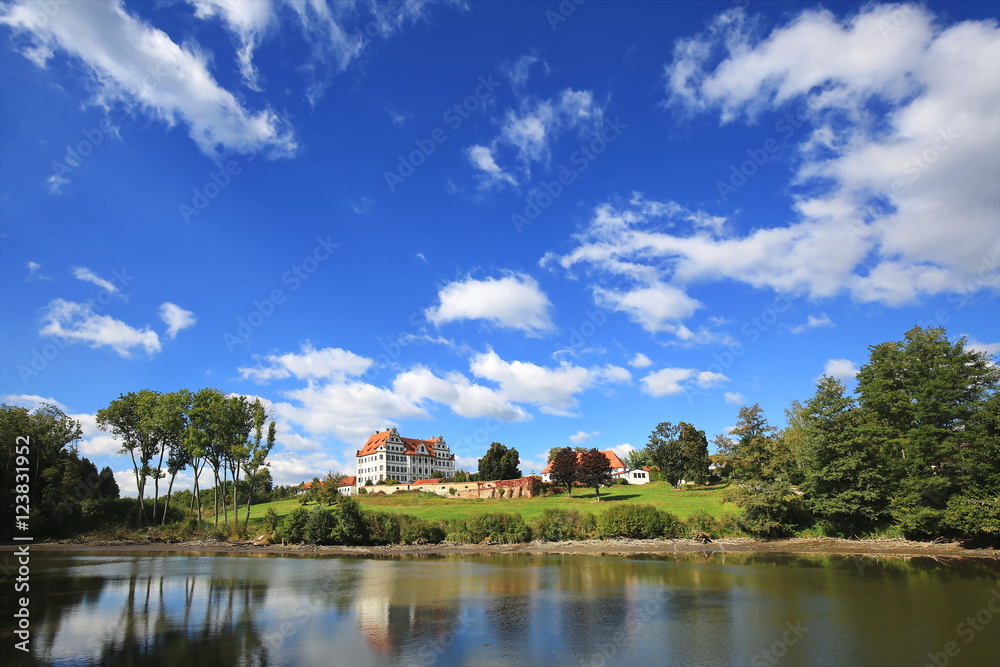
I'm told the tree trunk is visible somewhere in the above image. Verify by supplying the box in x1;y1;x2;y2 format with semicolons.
161;472;177;526
213;469;220;527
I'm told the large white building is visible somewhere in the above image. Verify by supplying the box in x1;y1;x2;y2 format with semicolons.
356;428;455;485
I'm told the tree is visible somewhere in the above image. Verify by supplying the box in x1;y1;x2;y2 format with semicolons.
318;471;345;506
242;403;276;527
726;404;805;537
97;390;161;526
678;423;710;485
624;448;650;471
800;376;888;535
478;442;521;481
856;326;1000;536
646;422;684;486
156;390;192;525
184;388;223;521
98;466;120;498
549;447;579;495
577;449;612;500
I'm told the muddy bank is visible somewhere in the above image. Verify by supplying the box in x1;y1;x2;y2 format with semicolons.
13;536;999;560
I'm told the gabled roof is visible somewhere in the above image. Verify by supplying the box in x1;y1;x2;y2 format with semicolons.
413;478;443;485
338;476;357;487
541;450;628;474
357;429;447;458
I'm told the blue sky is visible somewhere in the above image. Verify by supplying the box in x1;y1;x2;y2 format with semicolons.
1;0;997;494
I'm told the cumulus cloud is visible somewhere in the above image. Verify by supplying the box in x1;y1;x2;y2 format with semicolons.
40;299;160;357
425;273;554;334
628;353;653;368
724;392;745;405
159;302;196;339
661;4;1000;304
239;343;373;383
0;0;295;158
393;366;530;422
641;367;729;397
791;314;834;334
569;430;598;444
823;358;859;381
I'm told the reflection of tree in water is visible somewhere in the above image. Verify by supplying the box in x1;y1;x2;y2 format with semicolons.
0;564;107;666
89;573;272;666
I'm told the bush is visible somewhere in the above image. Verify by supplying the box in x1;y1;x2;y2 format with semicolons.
943;494;1000;539
261;507;280;534
616;478;630;485
399;515;445;544
596;503;683;539
365;511;401;545
448;512;532;544
79;497;136;531
531;508;596;541
276;507;309;543
684;509;720;538
330;496;368;545
304;506;336;544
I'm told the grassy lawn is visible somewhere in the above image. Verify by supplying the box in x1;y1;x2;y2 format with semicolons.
245;482;735;526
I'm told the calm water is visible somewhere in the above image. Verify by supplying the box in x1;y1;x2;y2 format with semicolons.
2;550;998;666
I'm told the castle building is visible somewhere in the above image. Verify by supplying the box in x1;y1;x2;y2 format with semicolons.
356;428;455;485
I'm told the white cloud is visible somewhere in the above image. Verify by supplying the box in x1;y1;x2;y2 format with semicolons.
466;145;518;188
268;451;350;487
628;353;653;368
607;443;636;460
425;273;554;334
186;0;275;90
159;302;196;339
274;380;427;445
965;337;1000;359
240;343;373;383
502;53;544;90
724;392;745;405
72;411;123;457
660;4;1000;304
393;366;530;422
2;394;69;411
40;299;161;357
791;314;834;334
1;0;296;158
470;349;629;416
594;281;702;335
569;430;598;444
73;267;117;293
641;367;729;397
468;88;605;187
823;358;859;381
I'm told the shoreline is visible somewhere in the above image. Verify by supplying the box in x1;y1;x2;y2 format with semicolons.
10;536;999;560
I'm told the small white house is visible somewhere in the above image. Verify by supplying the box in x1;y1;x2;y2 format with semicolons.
612;469;651;485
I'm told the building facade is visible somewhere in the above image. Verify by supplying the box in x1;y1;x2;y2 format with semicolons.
356;428;455;485
539;450;629;482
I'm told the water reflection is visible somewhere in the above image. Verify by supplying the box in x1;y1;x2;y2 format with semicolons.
1;551;997;666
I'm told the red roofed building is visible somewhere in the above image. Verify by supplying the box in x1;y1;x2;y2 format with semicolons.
539;450;629;483
356;428;454;485
337;476;357;496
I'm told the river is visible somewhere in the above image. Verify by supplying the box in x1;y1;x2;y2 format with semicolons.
2;550;998;666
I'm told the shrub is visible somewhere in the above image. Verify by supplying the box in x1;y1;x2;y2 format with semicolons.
276;507;309;543
596;504;683;539
452;512;532;544
684;509;720;538
716;513;743;537
399;515;445;544
365;511;400;545
304;506;336;544
261;507;280;534
330;496;368;545
79;497;136;531
531;508;596;541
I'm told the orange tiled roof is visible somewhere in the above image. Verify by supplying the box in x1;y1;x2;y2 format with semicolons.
356;429;447;458
413;478;443;485
542;450;628;474
338;476;356;487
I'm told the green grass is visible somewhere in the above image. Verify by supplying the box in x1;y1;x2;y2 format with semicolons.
245;482;736;527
